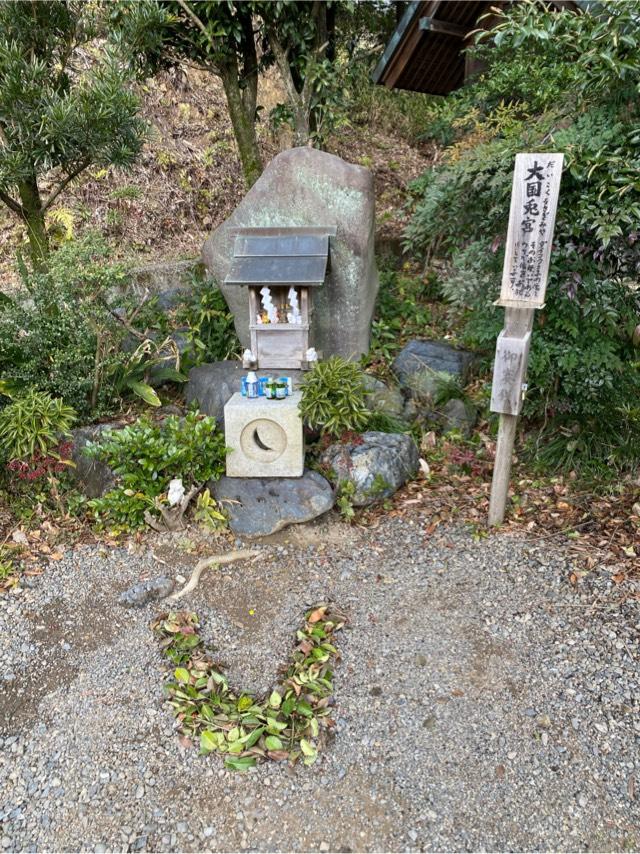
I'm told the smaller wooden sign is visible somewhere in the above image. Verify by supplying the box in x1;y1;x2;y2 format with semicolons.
490;330;531;416
498;153;564;309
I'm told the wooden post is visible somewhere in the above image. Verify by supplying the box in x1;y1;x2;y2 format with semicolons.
488;153;564;527
488;306;534;526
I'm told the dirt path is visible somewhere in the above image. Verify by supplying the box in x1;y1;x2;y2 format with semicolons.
0;512;638;852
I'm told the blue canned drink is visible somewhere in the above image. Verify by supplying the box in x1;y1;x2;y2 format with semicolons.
258;376;269;396
241;377;248;396
277;376;290;396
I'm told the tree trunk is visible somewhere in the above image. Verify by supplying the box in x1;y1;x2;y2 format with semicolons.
266;25;312;147
239;8;258;122
220;62;263;188
17;175;49;268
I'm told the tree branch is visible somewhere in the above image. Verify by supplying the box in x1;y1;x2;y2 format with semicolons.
103;303;148;341
42;159;91;212
175;0;215;46
266;25;301;110
0;190;26;218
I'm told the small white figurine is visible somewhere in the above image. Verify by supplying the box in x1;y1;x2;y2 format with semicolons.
306;347;318;363
167;478;185;507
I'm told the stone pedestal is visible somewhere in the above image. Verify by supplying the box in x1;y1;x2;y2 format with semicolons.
224;391;304;478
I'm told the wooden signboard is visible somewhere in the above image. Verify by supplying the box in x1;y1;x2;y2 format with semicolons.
490;330;531;416
498;153;564;309
488;152;563;526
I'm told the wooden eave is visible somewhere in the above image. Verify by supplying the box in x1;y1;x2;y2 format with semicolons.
372;0;583;96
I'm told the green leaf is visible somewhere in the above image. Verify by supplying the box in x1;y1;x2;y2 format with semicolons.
268;690;282;709
174;668;190;683
224;756;256;772
151;367;188;384
241;726;265;748
266;719;288;733
296;700;313;718
227;726;240;742
300;738;316;757
237;695;253;711
200;730;218;753
128;380;161;406
264;735;283;750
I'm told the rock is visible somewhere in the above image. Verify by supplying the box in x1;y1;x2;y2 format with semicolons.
70;424;121;498
362;375;404;418
129;258;203;311
118;577;175;608
185;361;305;423
202;147;378;360
403;398;420;421
210;470;334;537
185;361;246;422
439;398;477;436
321;431;419;506
405;368;443;403
392;340;475;390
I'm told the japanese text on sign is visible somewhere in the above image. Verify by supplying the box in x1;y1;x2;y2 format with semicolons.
498;153;564;308
490;331;531;416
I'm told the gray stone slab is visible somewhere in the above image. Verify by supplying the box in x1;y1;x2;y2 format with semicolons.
118;577;175;608
70;424;121;498
211;470;334;537
362;374;404;417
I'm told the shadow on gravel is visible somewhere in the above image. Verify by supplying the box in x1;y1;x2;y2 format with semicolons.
0;598;117;736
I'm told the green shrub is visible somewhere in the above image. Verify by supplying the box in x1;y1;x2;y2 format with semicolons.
405;2;640;471
176;274;240;368
0;389;75;462
0;237;126;416
365;410;411;435
367;269;433;364
0;235;184;417
87;409;227;532
299;356;369;439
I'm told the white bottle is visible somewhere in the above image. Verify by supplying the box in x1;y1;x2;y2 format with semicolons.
246;371;259;398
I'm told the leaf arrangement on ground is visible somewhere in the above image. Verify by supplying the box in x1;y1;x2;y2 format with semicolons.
152;604;346;771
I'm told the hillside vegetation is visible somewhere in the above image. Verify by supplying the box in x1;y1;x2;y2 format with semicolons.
0;67;431;290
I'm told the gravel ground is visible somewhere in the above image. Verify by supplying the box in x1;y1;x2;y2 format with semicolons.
0;511;639;853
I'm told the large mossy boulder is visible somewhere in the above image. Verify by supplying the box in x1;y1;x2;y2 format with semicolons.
202;147;378;361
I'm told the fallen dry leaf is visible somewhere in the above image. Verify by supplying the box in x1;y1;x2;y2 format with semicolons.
308;607;327;624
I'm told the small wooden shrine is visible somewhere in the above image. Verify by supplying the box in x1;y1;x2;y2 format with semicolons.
225;226;336;370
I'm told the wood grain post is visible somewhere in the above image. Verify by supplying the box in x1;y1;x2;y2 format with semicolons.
487;152;564;527
488;306;534;526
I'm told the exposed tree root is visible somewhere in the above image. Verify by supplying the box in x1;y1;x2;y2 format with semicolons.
167;549;261;600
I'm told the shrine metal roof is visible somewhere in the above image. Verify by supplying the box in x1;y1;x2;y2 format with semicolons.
225;226;336;287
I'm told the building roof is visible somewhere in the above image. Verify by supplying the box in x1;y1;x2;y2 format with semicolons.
372;0;583;95
225;227;336;288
